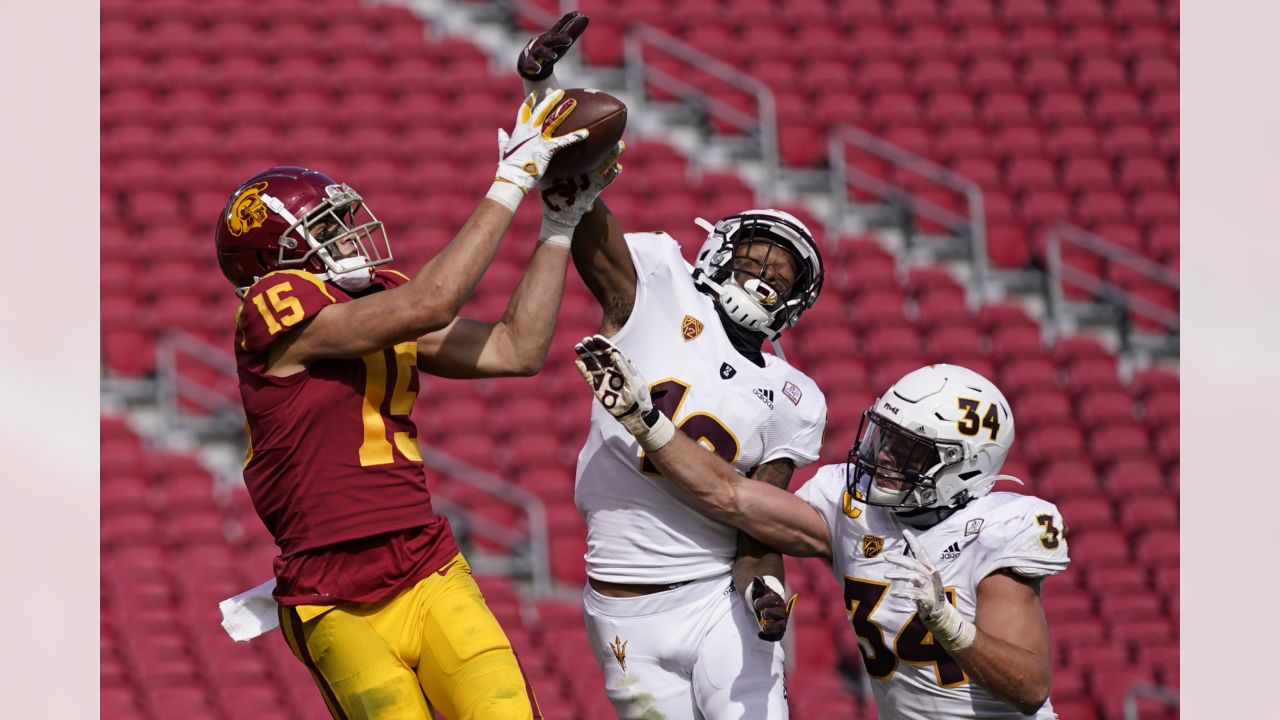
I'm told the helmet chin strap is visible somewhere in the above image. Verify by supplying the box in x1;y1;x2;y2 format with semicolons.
696;272;777;336
317;256;374;292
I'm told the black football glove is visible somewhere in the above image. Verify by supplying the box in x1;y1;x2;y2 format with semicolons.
748;576;799;643
518;11;590;81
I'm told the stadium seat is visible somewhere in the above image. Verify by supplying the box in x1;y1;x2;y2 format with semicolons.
1037;459;1102;499
1069;529;1131;567
1057;496;1114;533
1134;529;1178;568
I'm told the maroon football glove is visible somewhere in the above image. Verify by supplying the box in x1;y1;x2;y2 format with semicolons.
518;11;590;81
749;576;799;643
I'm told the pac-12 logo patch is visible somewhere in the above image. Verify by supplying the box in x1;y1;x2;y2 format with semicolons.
226;181;270;237
965;518;984;536
681;315;704;341
861;534;884;558
720;362;737;379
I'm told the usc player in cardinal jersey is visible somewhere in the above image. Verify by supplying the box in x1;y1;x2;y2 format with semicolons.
213;92;619;719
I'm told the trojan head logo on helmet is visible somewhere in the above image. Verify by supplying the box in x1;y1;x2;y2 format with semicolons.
226;182;270;237
690;209;824;341
214;166;393;296
847;364;1019;514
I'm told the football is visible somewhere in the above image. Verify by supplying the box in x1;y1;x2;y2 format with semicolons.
543;88;628;179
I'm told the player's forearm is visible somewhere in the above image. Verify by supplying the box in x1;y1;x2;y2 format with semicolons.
492;241;571;375
732;536;784;597
647;436;829;557
570;201;636;331
950;632;1051;715
406;199;515;332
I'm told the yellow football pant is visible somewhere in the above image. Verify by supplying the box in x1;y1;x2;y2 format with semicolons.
278;553;541;720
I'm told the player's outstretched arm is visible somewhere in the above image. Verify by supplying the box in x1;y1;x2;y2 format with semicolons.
417;146;624;378
573;334;832;559
732;459;800;641
885;534;1052;715
514;12;638;334
262;91;587;374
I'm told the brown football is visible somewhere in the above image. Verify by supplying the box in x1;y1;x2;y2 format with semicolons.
542;88;628;179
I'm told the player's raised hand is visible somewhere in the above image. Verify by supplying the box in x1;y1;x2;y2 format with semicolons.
492;90;589;206
573;334;675;451
883;529;976;652
539;141;625;245
747;575;798;642
518;11;590;81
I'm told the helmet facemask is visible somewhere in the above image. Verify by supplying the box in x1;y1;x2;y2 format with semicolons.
692;211;824;340
846;410;966;511
263;183;392;292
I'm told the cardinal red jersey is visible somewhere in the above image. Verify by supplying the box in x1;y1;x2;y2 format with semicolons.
235;268;457;605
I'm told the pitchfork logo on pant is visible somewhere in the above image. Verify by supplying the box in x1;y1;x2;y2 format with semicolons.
609;635;628;672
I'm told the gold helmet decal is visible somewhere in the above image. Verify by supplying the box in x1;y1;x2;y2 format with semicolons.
226;181;270;237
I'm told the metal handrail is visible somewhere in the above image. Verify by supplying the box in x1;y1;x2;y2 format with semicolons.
420;447;552;596
1123;683;1179;720
829;125;990;298
156;332;241;429
623;24;779;199
1043;223;1180;338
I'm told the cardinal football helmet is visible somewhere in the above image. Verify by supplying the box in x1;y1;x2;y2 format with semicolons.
690;209;824;340
847;364;1017;512
214;166;392;295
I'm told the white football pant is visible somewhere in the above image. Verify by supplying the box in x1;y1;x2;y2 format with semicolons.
582;574;788;720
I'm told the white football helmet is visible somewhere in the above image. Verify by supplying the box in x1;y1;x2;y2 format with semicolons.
690;209;824;340
848;364;1018;512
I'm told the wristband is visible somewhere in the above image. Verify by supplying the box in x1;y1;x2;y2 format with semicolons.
522;73;562;101
927;603;977;652
538;216;576;247
486;179;525;212
632;410;675;452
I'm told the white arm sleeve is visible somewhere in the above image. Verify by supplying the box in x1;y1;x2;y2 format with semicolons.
523;73;561;98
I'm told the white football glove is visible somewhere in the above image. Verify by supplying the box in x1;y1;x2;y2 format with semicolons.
882;529;976;652
487;89;589;211
573;334;675;451
538;141;624;246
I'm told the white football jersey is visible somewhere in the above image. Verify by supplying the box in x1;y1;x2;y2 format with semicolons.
795;464;1070;720
576;232;828;584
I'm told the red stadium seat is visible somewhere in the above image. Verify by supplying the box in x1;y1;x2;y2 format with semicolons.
1023;425;1085;466
1000;357;1060;396
1036;460;1101;499
1070;642;1130;672
1088;424;1152;465
989;324;1045;359
1068;529;1131;567
1097;593;1162;622
1084;564;1150;595
1101;458;1167;499
1119;496;1177;533
1057;496;1114;533
1134;529;1178;568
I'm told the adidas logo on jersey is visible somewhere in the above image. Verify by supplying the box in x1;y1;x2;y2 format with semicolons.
753;388;775;409
940;541;963;561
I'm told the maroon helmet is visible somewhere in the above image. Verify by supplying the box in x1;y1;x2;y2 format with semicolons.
214;166;392;294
